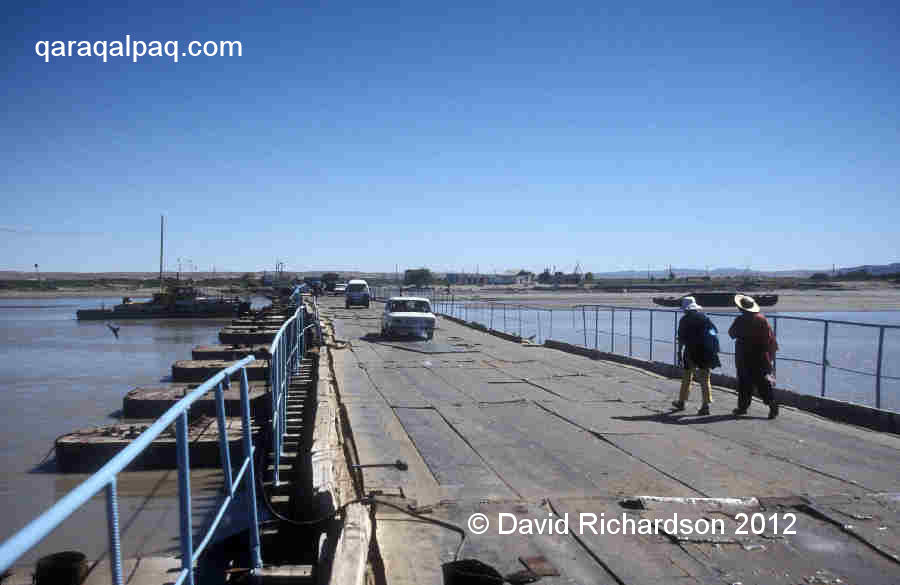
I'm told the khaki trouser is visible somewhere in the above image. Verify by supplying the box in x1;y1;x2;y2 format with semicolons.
679;354;712;405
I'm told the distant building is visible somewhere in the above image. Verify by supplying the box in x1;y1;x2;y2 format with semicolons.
556;273;584;285
446;273;479;285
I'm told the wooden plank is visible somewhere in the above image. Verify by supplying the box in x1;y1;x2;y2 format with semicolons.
343;402;441;505
440;403;694;500
373;501;621;585
361;367;431;408
427;367;551;404
392;408;514;501
328;502;371;585
551;498;722;585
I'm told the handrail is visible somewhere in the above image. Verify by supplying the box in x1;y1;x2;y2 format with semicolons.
266;305;307;486
410;291;897;411
573;304;900;329
0;302;311;584
0;356;262;585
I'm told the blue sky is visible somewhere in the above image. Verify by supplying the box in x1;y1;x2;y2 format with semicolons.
3;1;898;275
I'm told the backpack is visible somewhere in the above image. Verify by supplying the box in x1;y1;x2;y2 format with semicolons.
703;319;720;356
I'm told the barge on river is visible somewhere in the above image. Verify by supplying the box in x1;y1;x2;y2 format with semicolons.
76;281;250;320
652;291;778;308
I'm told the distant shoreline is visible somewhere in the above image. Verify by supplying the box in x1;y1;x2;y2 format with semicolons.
5;283;900;312
0;286;242;300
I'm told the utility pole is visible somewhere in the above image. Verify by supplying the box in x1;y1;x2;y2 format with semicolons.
34;263;40;288
159;215;164;292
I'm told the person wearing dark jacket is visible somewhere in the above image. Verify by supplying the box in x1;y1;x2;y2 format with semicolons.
673;297;721;415
729;294;779;419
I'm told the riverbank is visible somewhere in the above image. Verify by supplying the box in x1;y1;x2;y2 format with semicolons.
0;286;245;299
441;281;900;312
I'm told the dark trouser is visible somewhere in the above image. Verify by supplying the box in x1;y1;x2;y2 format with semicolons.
736;351;774;410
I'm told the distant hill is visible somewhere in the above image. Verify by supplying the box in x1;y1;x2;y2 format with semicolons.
589;264;900;279
588;268;817;279
836;263;900;276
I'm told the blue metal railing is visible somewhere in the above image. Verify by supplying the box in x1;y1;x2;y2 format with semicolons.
268;304;315;486
372;287;899;411
0;302;311;584
0;358;262;585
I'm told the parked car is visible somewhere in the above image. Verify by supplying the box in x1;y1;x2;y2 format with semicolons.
345;279;370;308
381;297;436;340
333;283;347;295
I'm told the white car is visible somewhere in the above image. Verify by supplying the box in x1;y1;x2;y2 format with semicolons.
381;297;436;340
333;283;347;295
345;279;371;308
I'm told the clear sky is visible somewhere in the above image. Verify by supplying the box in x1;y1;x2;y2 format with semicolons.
3;1;898;275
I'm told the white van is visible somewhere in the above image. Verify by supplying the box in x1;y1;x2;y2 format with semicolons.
345;279;371;308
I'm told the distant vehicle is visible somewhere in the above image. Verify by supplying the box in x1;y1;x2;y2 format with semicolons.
345;279;370;308
381;297;436;340
333;283;347;295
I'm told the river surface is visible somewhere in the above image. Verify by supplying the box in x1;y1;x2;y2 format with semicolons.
0;296;265;568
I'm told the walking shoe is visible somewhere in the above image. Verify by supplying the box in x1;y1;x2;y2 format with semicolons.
768;403;779;419
697;404;710;416
732;407;748;416
671;401;685;411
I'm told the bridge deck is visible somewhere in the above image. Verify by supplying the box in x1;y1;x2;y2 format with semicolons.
322;297;900;585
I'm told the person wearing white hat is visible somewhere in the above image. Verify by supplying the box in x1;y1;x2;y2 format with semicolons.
728;294;779;419
672;296;721;415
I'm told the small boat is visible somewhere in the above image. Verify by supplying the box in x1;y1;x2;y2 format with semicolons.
76;280;250;320
652;292;778;308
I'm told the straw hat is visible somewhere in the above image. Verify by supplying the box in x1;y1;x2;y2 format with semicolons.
734;294;760;313
681;296;702;311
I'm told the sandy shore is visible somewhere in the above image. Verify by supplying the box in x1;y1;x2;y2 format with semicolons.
450;284;900;312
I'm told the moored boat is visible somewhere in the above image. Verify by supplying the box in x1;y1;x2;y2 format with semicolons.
652;292;778;308
76;280;250;320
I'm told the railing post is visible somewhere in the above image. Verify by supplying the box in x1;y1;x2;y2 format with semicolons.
272;333;280;486
628;309;633;356
504;304;508;332
176;411;194;585
821;321;829;397
106;479;123;585
215;381;234;496
549;309;553;341
582;306;587;347
519;306;522;338
875;327;884;409
610;307;614;353
241;368;263;569
490;304;494;330
595;307;599;349
537;309;542;343
673;311;679;365
649;309;654;362
772;317;778;373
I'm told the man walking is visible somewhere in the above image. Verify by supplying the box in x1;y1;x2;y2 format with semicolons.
728;294;779;419
673;297;721;415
